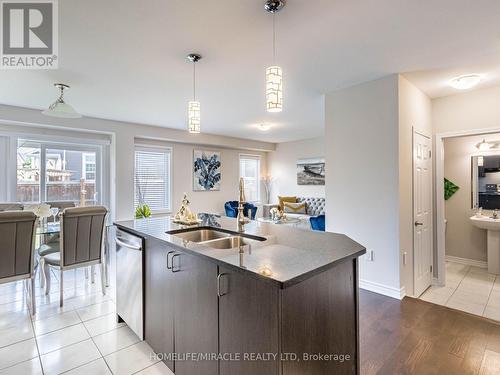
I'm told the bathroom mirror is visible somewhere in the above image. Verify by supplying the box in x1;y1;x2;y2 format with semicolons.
472;155;500;209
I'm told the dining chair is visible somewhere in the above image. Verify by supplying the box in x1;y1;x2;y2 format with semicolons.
0;203;23;212
0;211;38;315
36;202;76;289
42;206;108;307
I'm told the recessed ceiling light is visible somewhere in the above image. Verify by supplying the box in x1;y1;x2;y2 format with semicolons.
258;124;271;131
449;74;482;90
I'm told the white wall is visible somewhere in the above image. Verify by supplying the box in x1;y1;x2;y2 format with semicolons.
433;85;500;135
398;76;432;296
325;75;403;297
0;104;274;221
267;137;325;203
137;138;267;216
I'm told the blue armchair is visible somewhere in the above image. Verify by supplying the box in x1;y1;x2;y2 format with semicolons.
224;201;257;220
310;215;325;231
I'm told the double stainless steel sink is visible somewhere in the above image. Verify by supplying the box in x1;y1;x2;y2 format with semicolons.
167;228;265;249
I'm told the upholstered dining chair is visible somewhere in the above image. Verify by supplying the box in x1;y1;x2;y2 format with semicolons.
36;202;76;288
0;211;38;315
42;206;108;307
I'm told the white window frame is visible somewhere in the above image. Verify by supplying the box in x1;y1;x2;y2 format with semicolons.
134;145;172;215
82;152;97;183
239;153;261;203
15;138;104;205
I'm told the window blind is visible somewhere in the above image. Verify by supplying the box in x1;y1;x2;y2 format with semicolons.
134;148;171;211
239;155;261;202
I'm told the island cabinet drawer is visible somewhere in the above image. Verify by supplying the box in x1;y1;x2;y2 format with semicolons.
217;266;280;375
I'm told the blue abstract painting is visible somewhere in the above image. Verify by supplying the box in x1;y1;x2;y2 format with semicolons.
193;150;221;191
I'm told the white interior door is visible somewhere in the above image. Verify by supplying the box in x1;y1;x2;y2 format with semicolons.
414;131;432;297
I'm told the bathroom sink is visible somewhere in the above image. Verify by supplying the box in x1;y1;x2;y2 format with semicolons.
470;216;500;274
470;216;500;231
167;229;232;242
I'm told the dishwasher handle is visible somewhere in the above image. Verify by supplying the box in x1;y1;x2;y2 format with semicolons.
116;238;142;251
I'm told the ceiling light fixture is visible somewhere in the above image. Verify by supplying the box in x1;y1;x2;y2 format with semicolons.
258;124;271;131
42;83;82;119
187;53;202;134
476;139;493;151
449;74;482;90
265;0;285;113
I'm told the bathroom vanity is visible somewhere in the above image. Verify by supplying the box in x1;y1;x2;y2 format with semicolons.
114;215;365;375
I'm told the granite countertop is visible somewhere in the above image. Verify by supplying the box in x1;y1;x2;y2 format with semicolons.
114;215;366;288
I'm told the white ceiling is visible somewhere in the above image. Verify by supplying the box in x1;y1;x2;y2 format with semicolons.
1;0;500;142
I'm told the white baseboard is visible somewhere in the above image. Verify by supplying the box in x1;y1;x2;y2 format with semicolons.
359;279;406;300
445;255;487;269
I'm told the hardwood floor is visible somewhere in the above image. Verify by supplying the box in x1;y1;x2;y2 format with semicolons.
360;290;500;375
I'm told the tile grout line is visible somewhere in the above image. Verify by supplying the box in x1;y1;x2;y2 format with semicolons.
482;274;498;318
443;264;468;306
28;284;45;375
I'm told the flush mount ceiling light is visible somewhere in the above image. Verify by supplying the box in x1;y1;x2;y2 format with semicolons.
42;83;82;119
258;124;271;131
187;53;202;134
265;0;285;113
449;74;482;90
476;139;498;151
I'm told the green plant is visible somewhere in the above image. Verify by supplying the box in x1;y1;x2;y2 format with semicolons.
444;178;459;200
135;204;151;219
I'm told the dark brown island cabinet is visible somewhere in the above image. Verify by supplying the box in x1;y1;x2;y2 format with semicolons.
144;236;361;375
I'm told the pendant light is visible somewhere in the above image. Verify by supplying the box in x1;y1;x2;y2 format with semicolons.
187;53;202;133
42;83;82;119
265;0;285;113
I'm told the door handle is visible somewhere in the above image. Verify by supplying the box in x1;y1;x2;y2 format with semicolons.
414;221;424;226
166;251;175;269
171;254;181;273
116;238;141;251
217;273;228;297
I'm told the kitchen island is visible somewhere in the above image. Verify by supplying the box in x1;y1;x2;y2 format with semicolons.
115;214;365;375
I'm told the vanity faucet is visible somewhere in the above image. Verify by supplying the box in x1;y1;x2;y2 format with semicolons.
493;209;498;219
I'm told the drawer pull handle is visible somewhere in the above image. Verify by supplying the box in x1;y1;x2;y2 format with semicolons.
217;273;228;297
166;251;176;269
171;254;181;273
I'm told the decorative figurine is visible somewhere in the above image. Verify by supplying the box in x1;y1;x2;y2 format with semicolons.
173;193;199;224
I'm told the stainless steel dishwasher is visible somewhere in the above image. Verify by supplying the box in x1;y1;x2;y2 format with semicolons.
116;228;144;340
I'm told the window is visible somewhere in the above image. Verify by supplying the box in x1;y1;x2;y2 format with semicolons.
82;153;96;181
16;139;102;205
134;147;171;212
239;154;261;203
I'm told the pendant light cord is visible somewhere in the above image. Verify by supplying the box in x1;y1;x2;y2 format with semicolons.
272;13;276;64
193;61;196;101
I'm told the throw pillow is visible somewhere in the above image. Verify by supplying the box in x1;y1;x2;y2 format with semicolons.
278;196;297;211
283;202;306;214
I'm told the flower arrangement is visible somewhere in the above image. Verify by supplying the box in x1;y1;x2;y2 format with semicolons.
261;175;274;204
25;204;51;218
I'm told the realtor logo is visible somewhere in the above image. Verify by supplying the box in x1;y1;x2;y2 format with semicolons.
1;0;58;69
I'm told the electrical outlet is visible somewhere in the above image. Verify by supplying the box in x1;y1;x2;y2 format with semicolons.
403;251;407;265
366;250;374;262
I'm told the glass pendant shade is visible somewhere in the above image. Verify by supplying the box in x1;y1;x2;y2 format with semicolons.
42;83;82;119
266;65;283;113
188;100;201;133
42;100;82;118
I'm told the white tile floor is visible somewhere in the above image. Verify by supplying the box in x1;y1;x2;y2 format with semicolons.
0;268;173;375
420;261;500;320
